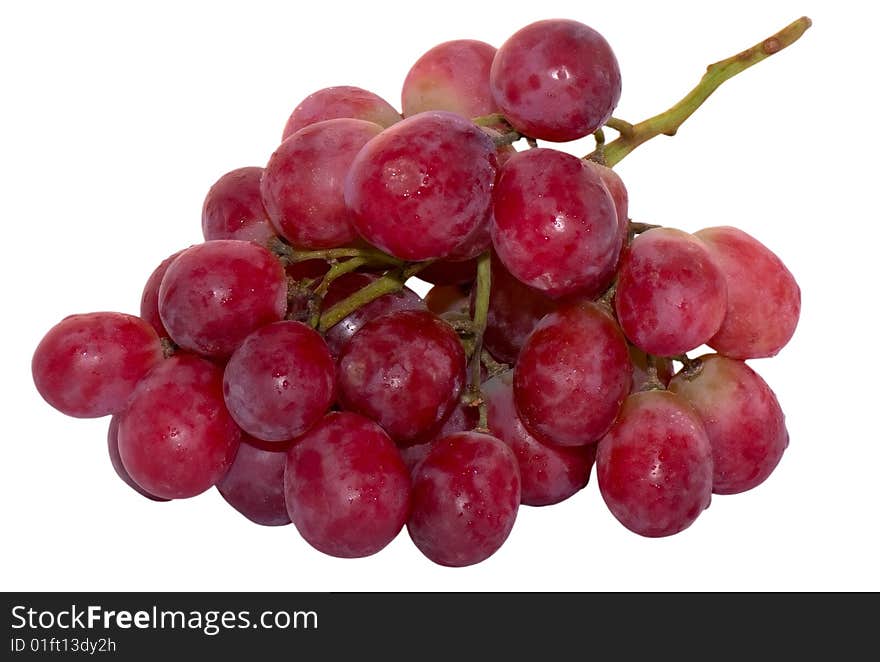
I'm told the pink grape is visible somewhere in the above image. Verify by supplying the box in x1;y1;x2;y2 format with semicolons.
482;253;556;364
107;415;168;501
696;226;801;359
321;272;424;358
32;312;163;418
337;310;466;444
408;431;520;567
583;159;629;254
596;390;713;537
418;258;478;286
284;412;410;558
402;39;498;118
484;371;595;506
222;321;335;442
514;302;631;446
262;119;384;249
201;166;274;244
669;354;788;495
344;111;498;261
117;353;241;500
615;227;727;356
217;435;290;526
140;249;186;338
158;240;287;358
282;85;401;139
491;148;621;299
490;19;621;141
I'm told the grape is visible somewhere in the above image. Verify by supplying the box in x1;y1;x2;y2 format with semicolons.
402;39;497;118
514;302;631;446
596;390;713;537
583;159;629;255
262;119;384;249
222;321;335;442
158;240;287;358
491;148;621;299
32;312;163;418
107;416;168;501
337;310;466;444
140;249;186;338
282;85;402;140
668;354;788;495
284;412;410;558
615;227;727;357
696;226;801;359
484;371;595;506
424;284;470;316
629;345;673;393
418;258;478;286
408;431;520;567
201;167;274;244
482;253;556;364
217;435;290;526
321;272;424;358
344;110;498;261
117;353;241;500
400;400;480;474
490;19;621;141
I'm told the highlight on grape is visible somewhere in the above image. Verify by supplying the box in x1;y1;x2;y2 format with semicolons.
32;16;809;566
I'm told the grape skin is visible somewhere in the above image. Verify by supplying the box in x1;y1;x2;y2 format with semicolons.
158;240;287;358
262;119;384;249
583;159;629;260
201;167;275;244
217;435;290;526
597;390;713;537
32;312;163;418
615;227;727;357
222;321;335;442
491;148;621;299
344;111;498;261
284;412;410;558
282;85;402;140
117;354;241;500
402;39;498;118
407;431;520;567
490;19;621;141
140;249;186;338
107;415;169;501
697;226;801;359
669;355;788;495
514;302;631;446
336;310;466;445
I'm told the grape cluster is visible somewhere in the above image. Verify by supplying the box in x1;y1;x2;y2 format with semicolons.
31;18;801;567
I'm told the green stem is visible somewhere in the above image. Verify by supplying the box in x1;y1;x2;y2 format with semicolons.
465;251;491;430
313;257;368;298
589;16;812;168
472;113;511;128
268;236;402;267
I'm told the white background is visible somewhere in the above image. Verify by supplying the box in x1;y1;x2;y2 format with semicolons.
2;0;877;592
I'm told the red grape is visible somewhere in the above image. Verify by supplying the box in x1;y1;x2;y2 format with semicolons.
514;302;631;446
321;272;424;358
32;312;163;418
201;166;274;244
408;431;520;567
481;253;556;364
158;240;287;358
418;258;478;286
596;390;713;537
284;412;410;558
400;400;480;474
336;310;466;444
117;353;241;500
696;226;801;359
223;321;335;442
217;435;290;526
107;415;168;501
669;354;788;495
262;119;383;249
282;85;401;139
140;249;186;338
491;148;621;299
402;39;497;118
615;227;727;356
484;371;595;506
344;110;498;261
490;19;621;141
583;159;629;255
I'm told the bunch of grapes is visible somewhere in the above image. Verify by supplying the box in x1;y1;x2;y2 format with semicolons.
31;17;806;567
